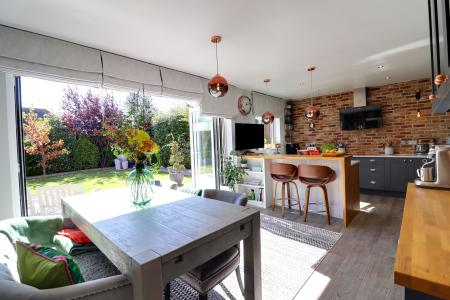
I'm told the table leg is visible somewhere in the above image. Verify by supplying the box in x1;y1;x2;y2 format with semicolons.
243;213;262;300
132;252;163;300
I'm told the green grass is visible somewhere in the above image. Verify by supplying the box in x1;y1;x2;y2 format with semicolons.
26;168;192;193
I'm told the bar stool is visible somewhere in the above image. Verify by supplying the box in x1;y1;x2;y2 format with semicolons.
298;165;336;225
271;162;302;218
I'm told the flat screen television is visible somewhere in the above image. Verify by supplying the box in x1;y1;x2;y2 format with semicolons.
339;104;383;130
235;123;264;150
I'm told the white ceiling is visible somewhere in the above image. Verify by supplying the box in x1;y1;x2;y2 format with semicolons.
0;0;430;99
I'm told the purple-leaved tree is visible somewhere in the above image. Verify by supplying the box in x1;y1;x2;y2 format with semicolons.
61;87;123;167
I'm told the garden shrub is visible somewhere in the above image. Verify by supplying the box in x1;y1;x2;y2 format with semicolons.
47;115;78;173
73;136;100;170
152;107;190;169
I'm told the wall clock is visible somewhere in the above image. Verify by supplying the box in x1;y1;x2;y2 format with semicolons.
238;95;252;115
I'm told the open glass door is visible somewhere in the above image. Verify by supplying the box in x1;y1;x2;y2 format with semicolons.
189;110;217;189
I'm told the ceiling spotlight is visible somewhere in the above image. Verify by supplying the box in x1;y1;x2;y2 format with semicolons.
385;76;391;80
377;65;385;69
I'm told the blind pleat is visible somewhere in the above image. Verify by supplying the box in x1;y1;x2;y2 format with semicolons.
160;67;203;100
0;25;102;86
101;52;162;95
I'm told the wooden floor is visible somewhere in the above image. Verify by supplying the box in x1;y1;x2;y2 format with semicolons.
261;192;405;300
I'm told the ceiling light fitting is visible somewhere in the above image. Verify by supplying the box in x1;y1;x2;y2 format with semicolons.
377;65;385;69
208;35;229;98
261;79;274;125
304;66;320;130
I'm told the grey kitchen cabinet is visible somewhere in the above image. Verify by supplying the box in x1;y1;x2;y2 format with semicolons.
352;156;431;193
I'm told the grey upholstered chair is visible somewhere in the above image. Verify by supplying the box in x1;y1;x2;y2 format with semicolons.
165;189;247;300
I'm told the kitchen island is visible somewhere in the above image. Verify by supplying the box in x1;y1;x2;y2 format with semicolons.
241;154;360;226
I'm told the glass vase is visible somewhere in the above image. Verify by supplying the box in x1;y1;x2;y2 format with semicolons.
126;161;154;208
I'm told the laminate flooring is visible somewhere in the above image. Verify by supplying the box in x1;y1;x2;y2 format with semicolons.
260;193;404;300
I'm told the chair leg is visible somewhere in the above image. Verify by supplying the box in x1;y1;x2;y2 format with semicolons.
235;266;245;296
199;293;208;300
281;182;286;218
272;181;278;211
164;282;171;300
287;182;292;210
293;181;302;215
304;186;311;222
321;185;331;225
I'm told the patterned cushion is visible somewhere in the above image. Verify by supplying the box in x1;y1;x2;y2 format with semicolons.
16;242;84;289
178;186;202;196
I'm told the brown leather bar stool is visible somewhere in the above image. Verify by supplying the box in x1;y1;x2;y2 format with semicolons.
271;162;302;218
298;165;336;225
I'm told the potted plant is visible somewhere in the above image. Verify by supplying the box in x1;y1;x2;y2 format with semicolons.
222;156;246;191
240;158;248;168
384;139;394;155
166;136;186;186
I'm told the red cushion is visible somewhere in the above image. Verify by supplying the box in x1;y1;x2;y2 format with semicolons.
57;229;91;244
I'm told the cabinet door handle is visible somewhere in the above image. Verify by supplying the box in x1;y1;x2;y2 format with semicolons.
370;168;376;172
409;159;413;163
370;180;376;185
369;159;376;162
403;159;407;163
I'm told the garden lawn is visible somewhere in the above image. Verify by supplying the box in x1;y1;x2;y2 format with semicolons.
27;168;192;192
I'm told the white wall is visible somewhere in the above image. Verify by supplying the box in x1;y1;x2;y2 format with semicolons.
0;72;21;220
201;85;286;153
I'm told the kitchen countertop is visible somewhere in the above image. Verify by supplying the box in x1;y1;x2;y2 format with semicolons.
241;154;352;160
352;154;429;158
394;184;450;298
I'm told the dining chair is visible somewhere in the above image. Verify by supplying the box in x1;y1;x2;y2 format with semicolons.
165;189;246;300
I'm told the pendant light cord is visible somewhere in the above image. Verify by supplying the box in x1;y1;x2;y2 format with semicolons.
310;70;313;106
215;42;219;75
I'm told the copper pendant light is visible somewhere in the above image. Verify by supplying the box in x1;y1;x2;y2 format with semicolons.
304;66;320;120
261;79;274;124
208;35;229;98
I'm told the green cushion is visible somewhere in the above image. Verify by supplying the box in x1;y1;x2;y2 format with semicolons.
178;186;202;196
16;241;84;289
0;216;64;253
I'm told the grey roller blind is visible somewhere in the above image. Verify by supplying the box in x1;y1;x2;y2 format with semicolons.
101;52;162;95
160;67;203;100
0;25;102;86
252;91;284;116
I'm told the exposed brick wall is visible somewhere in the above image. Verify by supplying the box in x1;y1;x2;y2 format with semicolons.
291;78;450;154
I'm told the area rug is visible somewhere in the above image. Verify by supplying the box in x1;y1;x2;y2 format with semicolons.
168;213;342;300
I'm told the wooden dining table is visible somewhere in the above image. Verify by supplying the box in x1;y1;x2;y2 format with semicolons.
62;187;262;300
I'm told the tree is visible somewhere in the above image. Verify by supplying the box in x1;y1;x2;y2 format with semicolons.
23;109;69;175
124;92;156;130
152;106;190;168
61;87;123;167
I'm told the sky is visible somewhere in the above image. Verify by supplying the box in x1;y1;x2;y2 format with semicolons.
21;77;190;114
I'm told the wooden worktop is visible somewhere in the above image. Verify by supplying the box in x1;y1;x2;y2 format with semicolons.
394;184;450;299
241;154;352;160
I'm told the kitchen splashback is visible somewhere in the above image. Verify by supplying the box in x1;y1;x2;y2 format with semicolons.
292;78;450;155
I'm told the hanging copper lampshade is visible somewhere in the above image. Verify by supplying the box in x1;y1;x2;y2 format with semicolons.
305;66;320;120
262;112;274;124
261;79;274;124
208;35;229;98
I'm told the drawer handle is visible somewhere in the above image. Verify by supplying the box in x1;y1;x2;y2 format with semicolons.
369;159;376;162
403;159;407;163
409;159;413;163
370;180;376;185
370;168;376;172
